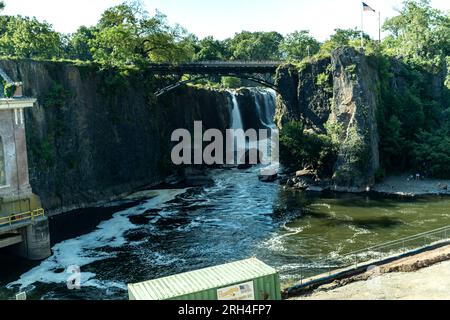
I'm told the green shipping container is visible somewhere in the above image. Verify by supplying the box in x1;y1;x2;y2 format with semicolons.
128;258;281;300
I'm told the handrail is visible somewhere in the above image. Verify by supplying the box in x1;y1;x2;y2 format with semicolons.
342;225;450;259
148;61;283;67
284;224;450;285
0;208;45;227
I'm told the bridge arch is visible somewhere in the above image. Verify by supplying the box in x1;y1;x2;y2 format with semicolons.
155;74;280;97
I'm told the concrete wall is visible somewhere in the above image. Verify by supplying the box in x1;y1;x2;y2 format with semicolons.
0;108;32;201
0;134;5;185
11;218;51;260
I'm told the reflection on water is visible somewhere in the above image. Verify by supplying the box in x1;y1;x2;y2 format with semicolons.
1;167;450;300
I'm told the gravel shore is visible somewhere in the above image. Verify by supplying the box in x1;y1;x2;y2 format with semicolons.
373;175;450;197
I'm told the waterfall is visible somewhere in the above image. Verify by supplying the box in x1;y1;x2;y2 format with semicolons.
251;88;276;128
229;91;243;130
226;88;278;173
227;90;246;157
250;88;279;176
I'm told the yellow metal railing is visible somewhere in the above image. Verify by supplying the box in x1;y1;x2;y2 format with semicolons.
0;208;45;227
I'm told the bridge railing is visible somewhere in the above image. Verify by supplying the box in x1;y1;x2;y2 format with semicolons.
0;208;45;227
148;60;284;67
193;60;284;65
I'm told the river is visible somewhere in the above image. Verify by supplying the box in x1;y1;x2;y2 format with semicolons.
1;168;450;300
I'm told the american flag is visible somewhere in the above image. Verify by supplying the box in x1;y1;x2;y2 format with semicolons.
362;2;376;12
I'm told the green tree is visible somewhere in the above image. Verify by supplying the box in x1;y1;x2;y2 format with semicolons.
279;30;320;60
0;15;63;59
194;36;228;61
382;0;450;68
66;26;96;61
90;2;196;67
228;31;283;60
320;28;370;54
0;1;4;12
413;129;450;178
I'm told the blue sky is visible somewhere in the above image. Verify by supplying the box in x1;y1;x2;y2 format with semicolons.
3;0;449;41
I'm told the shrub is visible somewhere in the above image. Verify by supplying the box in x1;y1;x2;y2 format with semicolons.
280;120;337;173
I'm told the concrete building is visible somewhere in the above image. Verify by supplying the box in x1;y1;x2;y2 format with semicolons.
0;68;51;260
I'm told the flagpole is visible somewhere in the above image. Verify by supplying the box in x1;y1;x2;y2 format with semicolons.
378;11;381;43
361;5;364;49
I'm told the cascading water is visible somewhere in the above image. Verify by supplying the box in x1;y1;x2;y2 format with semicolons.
227;88;278;170
249;88;279;173
229;91;243;131
227;90;247;158
251;88;277;129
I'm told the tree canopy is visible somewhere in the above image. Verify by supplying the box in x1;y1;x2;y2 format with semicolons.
227;31;283;60
279;31;320;60
382;0;449;68
0;15;63;59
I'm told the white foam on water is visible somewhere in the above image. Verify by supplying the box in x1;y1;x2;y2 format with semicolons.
310;203;332;210
261;223;310;253
7;189;187;291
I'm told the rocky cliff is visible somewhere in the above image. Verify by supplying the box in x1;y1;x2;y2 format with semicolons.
276;47;380;190
0;59;231;214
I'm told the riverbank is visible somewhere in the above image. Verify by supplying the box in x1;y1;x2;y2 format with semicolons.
372;175;450;197
291;244;450;300
283;172;450;198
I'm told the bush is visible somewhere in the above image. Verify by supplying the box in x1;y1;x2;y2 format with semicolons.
413;129;450;178
2;81;16;98
221;76;241;89
279;120;337;173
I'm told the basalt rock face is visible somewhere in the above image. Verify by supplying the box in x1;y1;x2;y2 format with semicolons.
276;47;380;190
275;58;332;132
0;60;231;214
330;47;380;190
274;65;300;128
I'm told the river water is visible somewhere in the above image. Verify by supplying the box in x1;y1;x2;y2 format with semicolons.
1;169;450;300
1;88;450;300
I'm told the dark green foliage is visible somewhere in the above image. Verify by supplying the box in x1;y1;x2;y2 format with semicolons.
279;30;320;60
194;36;228;61
413;129;450;178
31;136;54;167
2;80;16;98
44;83;71;108
279;121;337;173
374;168;386;183
228;31;283;60
375;54;450;177
65;26;96;61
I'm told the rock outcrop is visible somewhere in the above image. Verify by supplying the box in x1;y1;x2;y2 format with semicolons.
276;47;380;190
330;47;380;190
